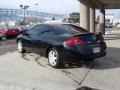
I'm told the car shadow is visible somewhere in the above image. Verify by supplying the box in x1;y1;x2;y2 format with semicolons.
60;47;120;70
59;60;92;69
91;47;120;70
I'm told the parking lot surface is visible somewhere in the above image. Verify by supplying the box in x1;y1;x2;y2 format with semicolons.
0;34;120;90
0;39;16;55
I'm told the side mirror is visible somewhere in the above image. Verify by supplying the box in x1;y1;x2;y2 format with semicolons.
20;31;23;34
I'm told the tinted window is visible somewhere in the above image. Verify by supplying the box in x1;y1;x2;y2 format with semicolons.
27;25;53;35
27;25;40;35
51;25;87;35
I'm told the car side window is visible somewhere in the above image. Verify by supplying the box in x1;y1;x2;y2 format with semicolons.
27;25;40;35
40;29;53;34
26;27;34;35
27;25;53;35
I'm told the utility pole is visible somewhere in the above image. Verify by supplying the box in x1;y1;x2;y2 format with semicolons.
20;4;29;23
35;4;39;24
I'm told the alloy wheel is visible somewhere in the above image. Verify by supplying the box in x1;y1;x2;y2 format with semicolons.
48;48;61;68
17;41;23;53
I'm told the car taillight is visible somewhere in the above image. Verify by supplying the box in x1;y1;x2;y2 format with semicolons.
63;37;86;46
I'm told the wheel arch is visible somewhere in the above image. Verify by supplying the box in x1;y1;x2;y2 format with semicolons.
16;38;22;43
45;46;53;58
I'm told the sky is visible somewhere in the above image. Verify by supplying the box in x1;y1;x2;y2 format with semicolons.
0;0;120;16
0;0;80;14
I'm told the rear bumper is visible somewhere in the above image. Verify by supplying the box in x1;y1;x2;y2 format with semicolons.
60;49;106;60
58;45;107;61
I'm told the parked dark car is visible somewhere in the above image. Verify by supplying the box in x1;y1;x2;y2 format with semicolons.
4;27;21;38
17;24;107;68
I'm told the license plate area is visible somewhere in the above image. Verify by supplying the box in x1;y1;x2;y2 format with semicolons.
93;47;100;53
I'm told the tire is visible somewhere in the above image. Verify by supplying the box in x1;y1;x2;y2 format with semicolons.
0;37;2;40
48;48;62;68
17;40;25;53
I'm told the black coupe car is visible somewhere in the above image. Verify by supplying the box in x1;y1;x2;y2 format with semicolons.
17;24;107;68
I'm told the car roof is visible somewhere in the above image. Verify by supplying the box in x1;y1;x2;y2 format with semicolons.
37;23;87;31
38;23;77;27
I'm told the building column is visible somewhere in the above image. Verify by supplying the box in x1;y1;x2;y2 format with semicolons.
99;9;105;34
90;4;95;33
80;0;90;31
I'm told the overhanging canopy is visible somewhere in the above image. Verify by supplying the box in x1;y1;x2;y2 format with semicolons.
91;0;120;9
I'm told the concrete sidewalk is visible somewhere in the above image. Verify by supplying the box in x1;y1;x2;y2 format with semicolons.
0;52;86;90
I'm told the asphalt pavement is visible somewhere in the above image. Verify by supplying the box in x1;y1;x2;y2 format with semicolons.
0;39;16;55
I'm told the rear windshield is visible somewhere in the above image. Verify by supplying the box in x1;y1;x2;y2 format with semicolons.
51;25;87;34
